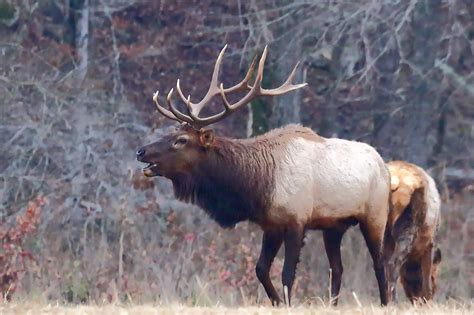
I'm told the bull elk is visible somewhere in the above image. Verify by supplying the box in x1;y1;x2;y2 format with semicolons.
385;161;442;303
136;45;391;305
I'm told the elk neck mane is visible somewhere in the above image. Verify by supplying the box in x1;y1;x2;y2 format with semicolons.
171;135;279;228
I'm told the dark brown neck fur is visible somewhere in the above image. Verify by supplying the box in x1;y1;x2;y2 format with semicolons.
171;136;276;228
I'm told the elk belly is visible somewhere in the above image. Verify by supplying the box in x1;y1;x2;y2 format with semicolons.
271;137;383;226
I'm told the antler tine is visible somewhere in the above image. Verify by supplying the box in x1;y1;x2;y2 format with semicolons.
176;78;186;103
185;95;201;121
166;88;194;124
219;83;231;110
222;54;257;93
255;45;268;87
209;44;228;91
259;61;308;96
152;91;183;122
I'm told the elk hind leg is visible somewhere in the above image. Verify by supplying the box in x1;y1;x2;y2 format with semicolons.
323;228;347;305
360;222;389;305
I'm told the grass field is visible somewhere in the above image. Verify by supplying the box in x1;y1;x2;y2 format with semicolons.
1;301;472;315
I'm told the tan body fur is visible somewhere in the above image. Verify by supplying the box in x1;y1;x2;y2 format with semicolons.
244;125;390;235
387;161;442;303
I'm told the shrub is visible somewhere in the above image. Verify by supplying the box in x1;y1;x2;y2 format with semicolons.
0;196;45;301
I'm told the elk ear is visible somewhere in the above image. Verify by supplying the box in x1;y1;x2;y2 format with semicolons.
199;129;214;147
433;247;442;265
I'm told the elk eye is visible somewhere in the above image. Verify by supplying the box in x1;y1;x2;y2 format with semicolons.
174;137;188;146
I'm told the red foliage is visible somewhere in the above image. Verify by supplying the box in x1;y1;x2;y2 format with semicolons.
0;196;45;301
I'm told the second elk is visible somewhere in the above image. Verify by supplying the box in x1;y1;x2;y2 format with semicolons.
385;161;442;303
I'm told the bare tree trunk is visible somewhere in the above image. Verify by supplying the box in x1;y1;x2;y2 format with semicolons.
269;27;304;128
102;0;123;102
75;0;89;83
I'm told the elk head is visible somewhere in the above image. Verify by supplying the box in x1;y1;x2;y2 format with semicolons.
136;45;306;179
137;125;215;178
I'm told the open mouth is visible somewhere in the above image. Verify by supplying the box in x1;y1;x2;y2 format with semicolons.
143;162;157;170
142;163;159;177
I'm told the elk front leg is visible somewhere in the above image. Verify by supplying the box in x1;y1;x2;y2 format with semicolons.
385;240;404;303
282;227;305;306
420;245;434;301
256;230;283;306
323;228;348;305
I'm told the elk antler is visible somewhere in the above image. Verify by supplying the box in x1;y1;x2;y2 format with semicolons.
152;45;307;129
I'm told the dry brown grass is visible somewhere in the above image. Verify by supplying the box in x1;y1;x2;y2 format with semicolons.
1;301;472;315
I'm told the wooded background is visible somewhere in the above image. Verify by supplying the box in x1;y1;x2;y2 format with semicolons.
0;0;473;304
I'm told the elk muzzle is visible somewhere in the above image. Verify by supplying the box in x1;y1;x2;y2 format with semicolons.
136;148;146;160
136;147;159;177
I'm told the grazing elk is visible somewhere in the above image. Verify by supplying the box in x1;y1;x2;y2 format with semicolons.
385;161;442;303
136;45;391;305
